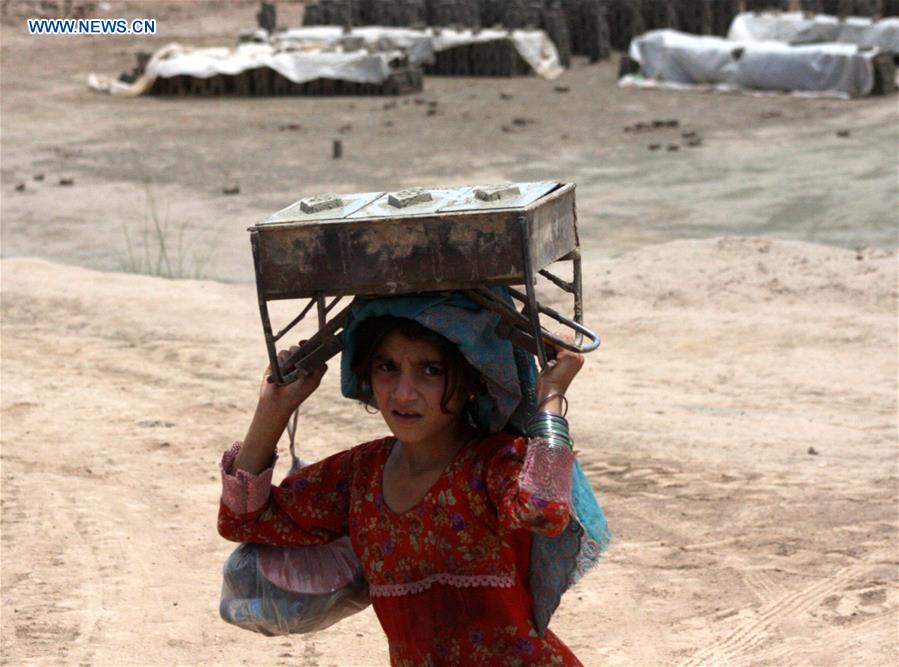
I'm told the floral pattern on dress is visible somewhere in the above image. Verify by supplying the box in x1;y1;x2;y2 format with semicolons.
218;433;581;666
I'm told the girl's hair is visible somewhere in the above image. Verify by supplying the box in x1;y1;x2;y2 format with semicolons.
350;316;482;414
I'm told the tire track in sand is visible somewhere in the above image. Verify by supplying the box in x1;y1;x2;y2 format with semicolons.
676;567;855;667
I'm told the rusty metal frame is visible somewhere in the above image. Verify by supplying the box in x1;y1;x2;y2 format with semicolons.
253;232;355;385
460;219;599;371
252;185;600;384
260;284;599;383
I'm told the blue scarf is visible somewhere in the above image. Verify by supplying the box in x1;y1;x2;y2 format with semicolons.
340;290;610;634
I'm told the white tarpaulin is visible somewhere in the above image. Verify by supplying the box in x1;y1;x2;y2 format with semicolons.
275;26;435;66
88;42;397;97
728;11;899;52
624;29;880;98
273;25;563;79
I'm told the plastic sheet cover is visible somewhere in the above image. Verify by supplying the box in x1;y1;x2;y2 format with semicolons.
274;26;563;79
88;42;396;97
625;29;879;98
727;11;899;52
276;26;435;66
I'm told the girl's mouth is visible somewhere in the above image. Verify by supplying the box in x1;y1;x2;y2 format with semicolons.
392;410;422;420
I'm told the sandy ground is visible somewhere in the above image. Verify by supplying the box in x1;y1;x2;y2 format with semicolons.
1;2;897;666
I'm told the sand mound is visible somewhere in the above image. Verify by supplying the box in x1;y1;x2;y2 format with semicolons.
592;236;895;308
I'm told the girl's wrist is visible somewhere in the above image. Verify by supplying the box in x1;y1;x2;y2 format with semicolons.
536;380;568;397
256;395;300;422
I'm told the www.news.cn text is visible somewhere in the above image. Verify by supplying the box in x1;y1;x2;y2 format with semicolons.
27;18;156;35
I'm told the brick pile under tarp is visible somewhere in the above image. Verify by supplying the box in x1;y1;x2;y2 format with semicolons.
297;1;752;62
303;0;609;59
744;0;789;11
802;0;899;15
273;24;563;77
423;27;559;76
727;11;899;52
89;42;424;97
623;26;896;98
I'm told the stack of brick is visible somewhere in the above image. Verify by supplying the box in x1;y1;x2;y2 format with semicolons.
300;0;869;53
498;0;545;29
148;65;423;96
743;0;789;11
479;0;503;26
675;0;710;36
851;0;883;16
564;0;612;61
820;0;883;17
423;39;534;75
426;0;480;26
606;0;645;50
636;0;736;37
366;0;428;25
871;51;896;93
709;0;739;36
302;0;358;26
641;0;678;31
257;2;277;32
542;1;573;66
299;0;641;61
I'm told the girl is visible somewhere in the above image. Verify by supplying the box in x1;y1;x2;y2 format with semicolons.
218;292;608;666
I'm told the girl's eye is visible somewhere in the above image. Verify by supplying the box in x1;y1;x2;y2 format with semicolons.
375;361;396;373
423;365;445;377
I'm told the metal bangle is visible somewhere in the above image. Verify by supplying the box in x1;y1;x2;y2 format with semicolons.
526;412;574;450
534;392;568;417
530;433;574;450
527;412;570;433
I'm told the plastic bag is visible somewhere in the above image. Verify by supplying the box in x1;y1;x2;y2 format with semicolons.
220;536;370;636
219;414;370;635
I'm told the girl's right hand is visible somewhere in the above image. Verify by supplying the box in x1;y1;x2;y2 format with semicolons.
258;344;329;416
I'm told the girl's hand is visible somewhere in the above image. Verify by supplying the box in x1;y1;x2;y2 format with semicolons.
257;344;329;417
535;334;585;412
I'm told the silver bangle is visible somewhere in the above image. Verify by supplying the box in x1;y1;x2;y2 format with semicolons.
526;411;574;450
535;392;568;417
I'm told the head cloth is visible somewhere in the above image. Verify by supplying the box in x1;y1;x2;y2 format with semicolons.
340;290;537;434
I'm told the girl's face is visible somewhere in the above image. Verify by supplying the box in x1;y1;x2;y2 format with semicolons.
370;331;467;447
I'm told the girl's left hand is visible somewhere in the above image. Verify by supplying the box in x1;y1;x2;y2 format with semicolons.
535;334;585;404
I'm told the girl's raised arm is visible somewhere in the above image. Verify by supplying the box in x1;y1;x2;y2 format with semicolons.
236;345;328;475
218;345;347;546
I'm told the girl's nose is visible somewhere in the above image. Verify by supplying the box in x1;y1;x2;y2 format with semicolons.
394;372;418;401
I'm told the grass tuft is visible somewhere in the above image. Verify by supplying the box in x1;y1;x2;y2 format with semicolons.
120;184;223;280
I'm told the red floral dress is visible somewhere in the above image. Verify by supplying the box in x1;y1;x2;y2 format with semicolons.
218;432;582;666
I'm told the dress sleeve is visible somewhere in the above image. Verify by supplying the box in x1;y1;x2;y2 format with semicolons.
217;442;356;547
484;436;574;537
